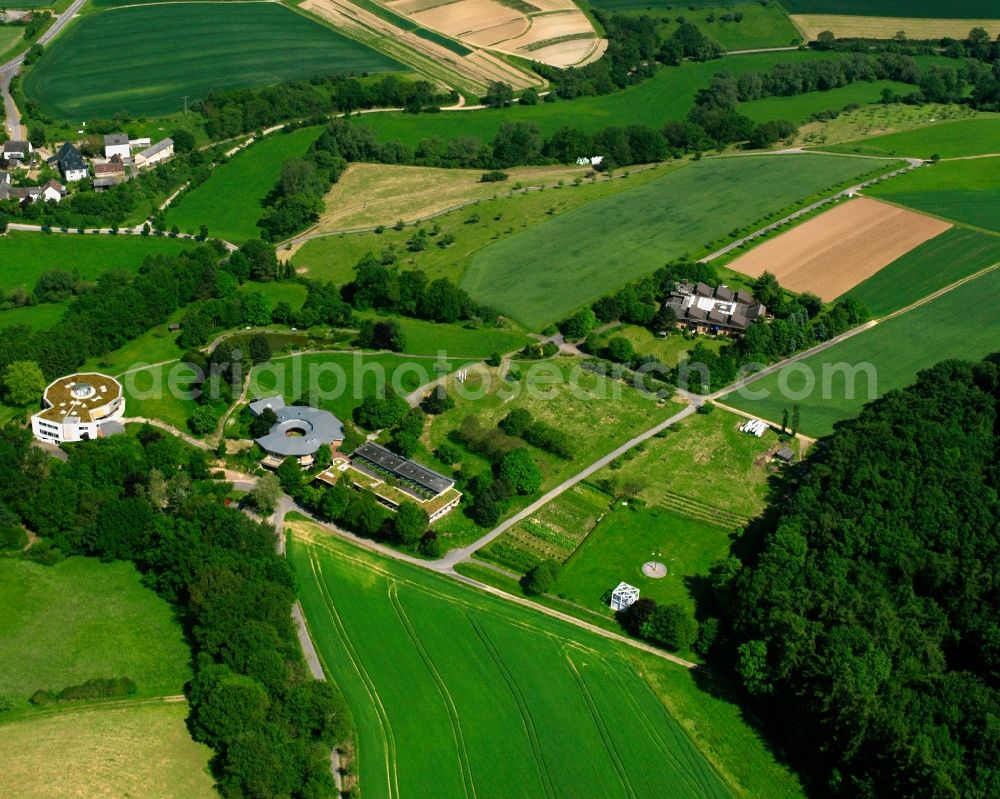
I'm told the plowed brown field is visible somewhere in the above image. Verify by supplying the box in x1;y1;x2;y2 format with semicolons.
725;197;951;300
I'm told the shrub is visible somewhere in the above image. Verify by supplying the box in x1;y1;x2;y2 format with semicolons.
522;559;561;595
0;525;27;551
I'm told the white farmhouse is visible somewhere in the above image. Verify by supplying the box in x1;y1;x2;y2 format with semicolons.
134;138;174;169
31;373;126;444
103;132;131;160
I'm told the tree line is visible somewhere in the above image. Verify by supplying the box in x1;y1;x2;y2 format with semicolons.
0;427;348;797
705;355;1000;797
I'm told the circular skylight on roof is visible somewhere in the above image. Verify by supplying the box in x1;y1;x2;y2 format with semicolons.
70;382;96;400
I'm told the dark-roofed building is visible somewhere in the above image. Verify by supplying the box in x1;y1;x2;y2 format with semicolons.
49;142;88;182
249;395;344;467
353;442;453;497
663;283;767;336
774;447;795;463
2;140;31;161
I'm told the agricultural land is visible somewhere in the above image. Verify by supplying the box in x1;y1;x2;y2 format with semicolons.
824;117;1000;160
23;3;403;119
621;3;802;51
790;15;1000;41
461;153;897;328
723;196;951;300
289;524;803;799
167;126;324;243
865;157;1000;234
721;267;1000;436
0;558;214;797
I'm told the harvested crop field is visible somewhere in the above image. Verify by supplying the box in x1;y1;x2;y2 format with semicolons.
790;14;1000;40
725;197;951;300
311;161;599;232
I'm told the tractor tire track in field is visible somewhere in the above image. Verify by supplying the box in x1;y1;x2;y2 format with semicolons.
603;655;726;798
310;554;400;799
467;614;556;799
387;582;477;799
563;649;638;799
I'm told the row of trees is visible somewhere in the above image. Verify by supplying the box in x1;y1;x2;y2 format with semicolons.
1;427;348;798
709;356;1000;797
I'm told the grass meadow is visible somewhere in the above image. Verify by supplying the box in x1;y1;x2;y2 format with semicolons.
167;127;324;243
289;525;736;799
362;315;531;358
845;227;1000;316
461;154;895;329
780;0;1000;15
0;27;23;58
0;702;217;799
865;157;1000;233
0;557;191;711
23;3;402;119
354;50;868;146
291;164;671;285
0;302;67;332
722;267;1000;436
824;117;1000;159
739;80;914;124
0;232;191;294
615;3;801;50
237;280;308;310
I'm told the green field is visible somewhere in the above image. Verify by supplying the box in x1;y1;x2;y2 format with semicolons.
823;118;1000;159
167;127;323;243
866;158;1000;233
0;26;23;58
23;3;401;119
845;227;1000;316
461;154;895;328
249;350;461;421
554;505;731;622
369;316;531;358
0;232;191;294
780;0;1000;15
0;302;67;331
722;268;1000;436
0;557;192;711
739;80;914;124
292;166;671;287
355;50;864;146
237;280;308;310
0;702;217;799
620;3;801;50
289;525;734;799
122;362;200;431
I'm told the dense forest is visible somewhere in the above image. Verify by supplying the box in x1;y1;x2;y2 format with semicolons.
706;356;1000;797
0;427;347;798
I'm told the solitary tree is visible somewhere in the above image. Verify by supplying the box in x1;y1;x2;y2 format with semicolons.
250;473;281;514
395;501;429;546
499;448;542;495
522;559;560;595
484;81;513;108
641;604;697;651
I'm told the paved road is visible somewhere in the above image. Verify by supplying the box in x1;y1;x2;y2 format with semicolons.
1;0;86;139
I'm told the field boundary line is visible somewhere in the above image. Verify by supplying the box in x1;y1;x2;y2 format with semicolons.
856;193;1000;239
878;258;1000;323
564;651;638;799
310;553;400;799
387;582;477;799
467;615;556;799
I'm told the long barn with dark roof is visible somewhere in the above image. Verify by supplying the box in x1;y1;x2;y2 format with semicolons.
663;282;767;335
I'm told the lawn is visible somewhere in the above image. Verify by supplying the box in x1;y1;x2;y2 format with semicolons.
0;26;23;58
615;4;801;50
288;524;742;799
0;702;217;799
121;362;200;431
844;227;1000;316
167;127;324;244
292;164;671;286
721;267;1000;436
461;153;896;329
0;232;191;294
249;350;462;421
23;3;402;119
823;117;1000;159
592;324;726;368
780;0;1000;16
376;315;531;358
0;557;192;711
798;103;989;150
865;157;1000;233
354;50;864;146
554;505;732;624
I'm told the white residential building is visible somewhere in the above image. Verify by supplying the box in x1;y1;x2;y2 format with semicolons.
103;132;131;160
134;138;174;169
